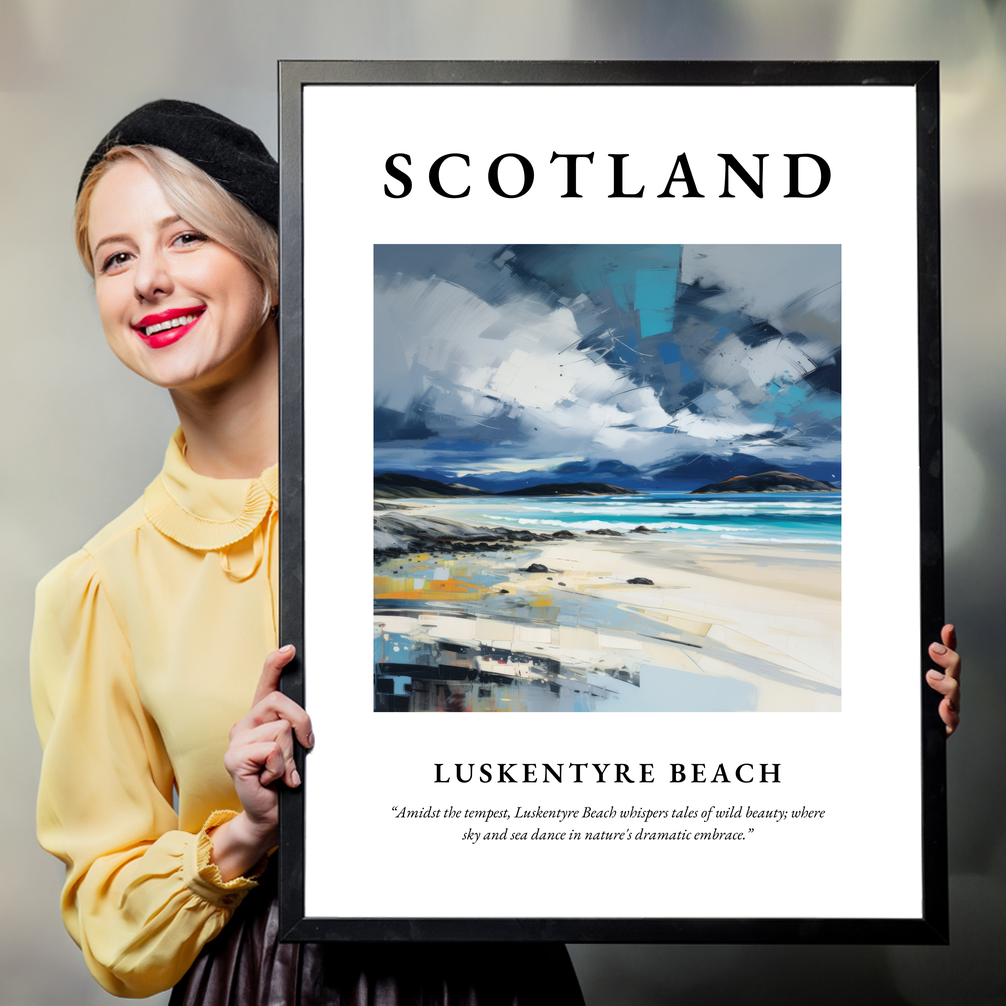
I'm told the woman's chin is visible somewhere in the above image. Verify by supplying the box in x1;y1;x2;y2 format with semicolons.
122;353;220;392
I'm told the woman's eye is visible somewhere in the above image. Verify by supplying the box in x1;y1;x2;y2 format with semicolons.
101;251;131;272
173;231;207;248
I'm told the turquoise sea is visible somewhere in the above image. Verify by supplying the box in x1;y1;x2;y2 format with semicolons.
427;491;841;546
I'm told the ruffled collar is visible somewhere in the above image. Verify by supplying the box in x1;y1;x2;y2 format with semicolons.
143;428;278;551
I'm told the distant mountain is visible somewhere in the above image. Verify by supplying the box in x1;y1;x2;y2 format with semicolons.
653;452;841;489
653;451;770;482
374;473;485;499
690;471;840;495
552;459;644;479
374;474;639;499
496;482;640;497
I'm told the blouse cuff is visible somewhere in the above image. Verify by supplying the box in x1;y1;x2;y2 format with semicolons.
183;810;269;909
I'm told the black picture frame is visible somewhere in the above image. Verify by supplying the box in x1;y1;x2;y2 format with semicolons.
277;60;945;944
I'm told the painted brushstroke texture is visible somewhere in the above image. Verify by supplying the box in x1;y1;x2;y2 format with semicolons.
373;245;840;712
374;245;840;488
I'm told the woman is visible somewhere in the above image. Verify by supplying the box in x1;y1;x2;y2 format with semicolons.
31;100;586;1003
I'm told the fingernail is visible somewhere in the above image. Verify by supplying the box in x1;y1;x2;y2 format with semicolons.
928;670;944;680
931;643;947;655
292;768;301;787
280;644;295;654
306;732;315;748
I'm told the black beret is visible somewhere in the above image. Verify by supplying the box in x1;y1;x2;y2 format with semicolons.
78;99;278;228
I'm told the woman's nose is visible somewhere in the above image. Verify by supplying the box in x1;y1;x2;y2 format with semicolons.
133;249;173;302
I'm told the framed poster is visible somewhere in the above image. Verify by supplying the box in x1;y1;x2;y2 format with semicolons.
277;61;946;943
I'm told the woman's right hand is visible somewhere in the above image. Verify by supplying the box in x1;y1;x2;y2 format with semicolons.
209;645;314;881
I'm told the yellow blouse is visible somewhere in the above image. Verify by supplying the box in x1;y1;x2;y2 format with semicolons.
31;428;279;998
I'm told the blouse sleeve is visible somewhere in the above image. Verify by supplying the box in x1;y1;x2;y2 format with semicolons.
31;549;262;998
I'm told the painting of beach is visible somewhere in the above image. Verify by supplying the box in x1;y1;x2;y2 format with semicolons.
373;244;841;712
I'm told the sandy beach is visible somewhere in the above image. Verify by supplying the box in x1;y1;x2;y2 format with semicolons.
374;498;840;713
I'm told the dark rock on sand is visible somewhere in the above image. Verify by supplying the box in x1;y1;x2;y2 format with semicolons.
374;512;574;558
627;577;654;585
524;563;549;573
587;528;624;536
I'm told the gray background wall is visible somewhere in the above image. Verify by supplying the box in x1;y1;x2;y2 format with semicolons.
2;2;1003;1003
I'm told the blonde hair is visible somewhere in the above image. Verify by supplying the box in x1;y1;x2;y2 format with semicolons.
75;145;278;322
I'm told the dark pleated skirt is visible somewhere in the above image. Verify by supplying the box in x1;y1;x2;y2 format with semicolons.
169;869;585;1006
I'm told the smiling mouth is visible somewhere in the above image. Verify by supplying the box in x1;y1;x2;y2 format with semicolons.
142;313;199;337
134;307;206;338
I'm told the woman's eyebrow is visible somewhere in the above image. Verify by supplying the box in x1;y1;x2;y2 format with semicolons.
92;216;185;257
92;232;133;256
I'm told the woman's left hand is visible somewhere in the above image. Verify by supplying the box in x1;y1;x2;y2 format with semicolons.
926;624;961;737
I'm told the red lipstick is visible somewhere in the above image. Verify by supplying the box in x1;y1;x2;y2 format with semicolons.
132;306;206;349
